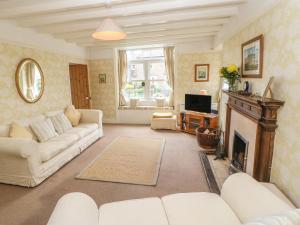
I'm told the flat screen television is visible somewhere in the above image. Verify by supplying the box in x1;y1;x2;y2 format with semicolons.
185;94;211;113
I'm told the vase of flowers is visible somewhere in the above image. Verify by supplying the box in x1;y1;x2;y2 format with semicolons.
220;64;241;92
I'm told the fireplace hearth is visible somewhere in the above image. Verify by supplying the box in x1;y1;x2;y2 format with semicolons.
230;131;249;173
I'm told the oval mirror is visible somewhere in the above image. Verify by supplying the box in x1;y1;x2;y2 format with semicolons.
15;58;44;103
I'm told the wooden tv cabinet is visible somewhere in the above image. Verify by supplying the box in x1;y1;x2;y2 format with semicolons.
180;111;218;135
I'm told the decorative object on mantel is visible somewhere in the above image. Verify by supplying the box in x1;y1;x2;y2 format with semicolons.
237;81;252;96
195;64;209;82
223;90;284;182
199;89;208;95
99;73;106;83
262;76;274;100
220;64;241;92
241;34;264;78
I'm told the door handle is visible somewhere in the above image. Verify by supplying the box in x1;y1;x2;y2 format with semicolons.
85;97;91;100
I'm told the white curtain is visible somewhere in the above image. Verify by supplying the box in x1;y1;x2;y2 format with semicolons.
118;50;127;106
164;47;175;107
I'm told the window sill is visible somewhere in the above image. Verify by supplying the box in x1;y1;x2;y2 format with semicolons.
119;106;174;110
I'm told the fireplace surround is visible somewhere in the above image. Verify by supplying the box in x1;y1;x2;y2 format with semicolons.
224;91;284;182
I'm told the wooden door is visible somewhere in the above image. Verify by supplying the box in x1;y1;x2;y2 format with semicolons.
69;64;91;109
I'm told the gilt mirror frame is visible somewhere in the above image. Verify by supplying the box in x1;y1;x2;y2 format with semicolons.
15;58;45;103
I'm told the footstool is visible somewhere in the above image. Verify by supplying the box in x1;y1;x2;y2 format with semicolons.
151;112;177;130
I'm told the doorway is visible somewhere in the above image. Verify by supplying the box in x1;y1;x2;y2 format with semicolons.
69;64;91;109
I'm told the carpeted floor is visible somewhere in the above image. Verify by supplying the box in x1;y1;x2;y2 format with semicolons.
0;124;209;225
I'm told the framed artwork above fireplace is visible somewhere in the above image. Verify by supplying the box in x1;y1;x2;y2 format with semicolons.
241;35;264;78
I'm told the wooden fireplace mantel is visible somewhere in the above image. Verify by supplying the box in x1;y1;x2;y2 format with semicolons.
224;91;284;182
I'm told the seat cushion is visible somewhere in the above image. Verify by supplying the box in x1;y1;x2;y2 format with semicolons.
38;133;79;162
66;123;98;138
99;198;169;225
162;192;241;225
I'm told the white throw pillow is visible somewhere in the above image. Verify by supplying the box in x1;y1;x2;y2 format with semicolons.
50;113;72;134
244;209;300;225
30;119;57;142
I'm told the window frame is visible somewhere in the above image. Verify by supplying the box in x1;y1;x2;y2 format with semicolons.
126;57;168;100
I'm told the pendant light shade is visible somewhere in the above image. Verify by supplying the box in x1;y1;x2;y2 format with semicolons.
92;18;126;41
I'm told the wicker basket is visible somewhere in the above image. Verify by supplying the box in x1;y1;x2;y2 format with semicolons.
196;127;220;151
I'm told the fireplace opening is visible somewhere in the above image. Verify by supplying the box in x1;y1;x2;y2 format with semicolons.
230;131;249;173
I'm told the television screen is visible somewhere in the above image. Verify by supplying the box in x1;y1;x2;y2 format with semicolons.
185;94;211;113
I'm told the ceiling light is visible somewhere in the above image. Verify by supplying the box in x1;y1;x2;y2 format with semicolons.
92;18;126;41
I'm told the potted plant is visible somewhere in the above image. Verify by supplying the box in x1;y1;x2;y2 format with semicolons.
220;64;241;92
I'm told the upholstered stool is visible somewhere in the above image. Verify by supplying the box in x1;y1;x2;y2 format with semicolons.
151;112;177;130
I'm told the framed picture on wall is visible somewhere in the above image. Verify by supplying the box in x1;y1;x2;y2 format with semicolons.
241;35;264;78
195;64;209;82
99;73;106;83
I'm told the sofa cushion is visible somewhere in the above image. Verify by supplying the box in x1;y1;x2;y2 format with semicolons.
9;122;33;140
77;123;99;130
66;123;98;138
162;192;241;225
50;113;72;134
65;105;81;126
99;198;169;225
244;209;300;225
30;119;58;142
39;133;79;162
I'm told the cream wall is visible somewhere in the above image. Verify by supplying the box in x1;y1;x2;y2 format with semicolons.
0;41;86;124
89;59;117;122
174;51;222;111
220;0;300;206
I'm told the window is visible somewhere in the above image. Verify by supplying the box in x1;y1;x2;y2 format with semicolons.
124;48;169;101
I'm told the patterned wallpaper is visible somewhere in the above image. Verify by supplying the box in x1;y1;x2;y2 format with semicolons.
220;0;300;206
174;52;222;111
89;59;117;121
0;41;86;124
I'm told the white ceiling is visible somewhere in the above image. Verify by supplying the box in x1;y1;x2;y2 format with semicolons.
0;0;248;49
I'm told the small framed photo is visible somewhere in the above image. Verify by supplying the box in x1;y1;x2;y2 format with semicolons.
241;35;264;78
195;64;209;82
99;73;106;83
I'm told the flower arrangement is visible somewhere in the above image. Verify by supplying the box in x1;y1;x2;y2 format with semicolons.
220;64;241;91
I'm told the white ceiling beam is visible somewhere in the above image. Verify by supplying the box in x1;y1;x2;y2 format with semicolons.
54;18;229;39
0;0;142;19
65;26;221;42
76;32;216;46
80;35;214;48
17;0;245;27
36;6;239;34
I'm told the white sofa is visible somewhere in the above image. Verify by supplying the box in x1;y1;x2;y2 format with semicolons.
47;173;298;225
0;109;103;187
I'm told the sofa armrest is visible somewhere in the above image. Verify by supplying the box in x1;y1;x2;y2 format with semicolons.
47;192;99;225
79;109;103;126
0;137;38;158
221;173;294;223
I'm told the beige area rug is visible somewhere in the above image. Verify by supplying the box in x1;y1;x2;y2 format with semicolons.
77;136;165;186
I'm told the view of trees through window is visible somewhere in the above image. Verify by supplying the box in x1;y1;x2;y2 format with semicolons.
125;48;169;100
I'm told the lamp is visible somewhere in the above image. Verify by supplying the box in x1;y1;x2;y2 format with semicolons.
92;18;126;41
